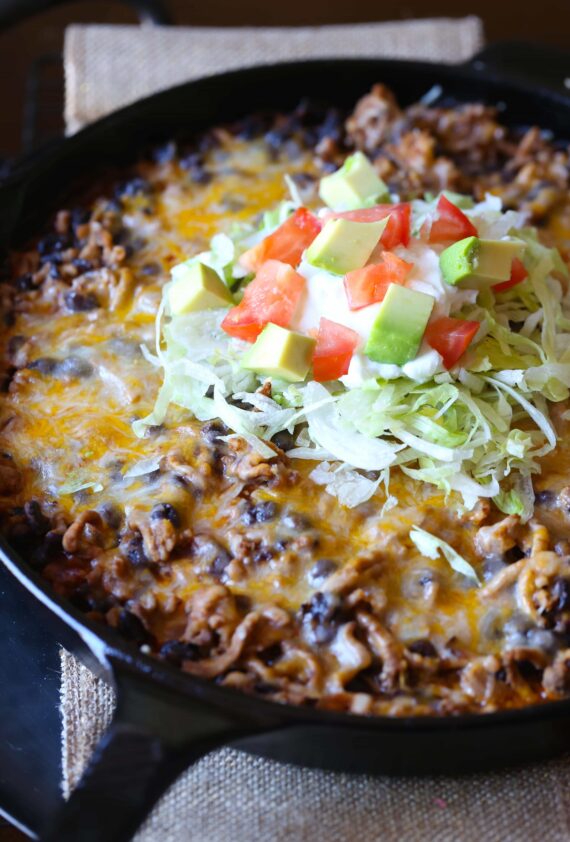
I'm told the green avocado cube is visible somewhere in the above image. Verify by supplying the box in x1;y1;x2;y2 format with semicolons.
364;284;435;365
440;237;525;289
306;217;388;276
241;324;316;383
168;262;233;314
319;151;390;211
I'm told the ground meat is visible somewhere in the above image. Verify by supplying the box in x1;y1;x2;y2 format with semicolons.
543;649;570;698
475;515;520;558
345;83;403;154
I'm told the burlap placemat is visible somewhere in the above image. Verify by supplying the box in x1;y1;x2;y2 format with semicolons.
59;18;570;841
61;650;570;841
63;18;483;133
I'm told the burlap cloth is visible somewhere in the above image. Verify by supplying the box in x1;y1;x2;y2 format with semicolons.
60;19;570;841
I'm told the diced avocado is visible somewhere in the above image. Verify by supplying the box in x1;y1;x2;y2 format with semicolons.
241;323;316;383
168;262;233;314
364;284;435;365
319;152;390;211
306;217;388;276
440;237;526;288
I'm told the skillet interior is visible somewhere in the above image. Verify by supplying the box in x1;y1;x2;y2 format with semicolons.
2;57;570;787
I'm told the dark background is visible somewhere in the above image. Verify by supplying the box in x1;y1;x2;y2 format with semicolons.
0;0;569;159
0;2;568;840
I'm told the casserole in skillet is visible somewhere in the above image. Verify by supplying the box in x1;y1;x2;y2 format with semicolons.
1;81;570;720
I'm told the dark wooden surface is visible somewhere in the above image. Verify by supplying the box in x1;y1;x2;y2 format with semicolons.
0;0;569;156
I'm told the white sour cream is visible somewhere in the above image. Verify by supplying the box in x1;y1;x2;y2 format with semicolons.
291;238;472;386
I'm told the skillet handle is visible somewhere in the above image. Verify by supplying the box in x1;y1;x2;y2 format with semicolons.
466;41;570;96
41;656;268;842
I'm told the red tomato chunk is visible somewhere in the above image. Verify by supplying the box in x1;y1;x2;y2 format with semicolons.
221;260;305;342
423;195;478;245
425;316;480;370
312;318;360;382
239;208;321;272
344;253;413;310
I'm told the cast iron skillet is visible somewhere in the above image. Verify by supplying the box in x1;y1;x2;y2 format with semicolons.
1;46;570;842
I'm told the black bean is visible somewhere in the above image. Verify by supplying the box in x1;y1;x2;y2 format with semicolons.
7;335;25;357
188;167;212;185
31;530;63;568
253;682;278;695
160;639;199;665
271;430;295;451
298;592;341;646
235;594;252;613
64;291;99;312
210;551;231;579
57;356;94;379
201;419;229;444
408;639;438;658
242;501;277;525
73;258;93;273
117;609;150;644
38;232;71;256
315;108;343;143
265;127;290;152
552;577;570;613
28;357;58;375
144;425;164;437
71;207;91;227
259;643;282;666
253;546;274;563
504;546;526;564
150;502;180;527
15;273;36;291
232;114;267;140
114;177;152;199
536;489;556;507
180;152;202;170
24;500;50;535
126;535;149;568
98;503;122;530
141;261;161;276
152;141;177;165
308;558;337;586
129;236;147;253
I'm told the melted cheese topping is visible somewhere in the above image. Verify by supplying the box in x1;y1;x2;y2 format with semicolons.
1;131;570;716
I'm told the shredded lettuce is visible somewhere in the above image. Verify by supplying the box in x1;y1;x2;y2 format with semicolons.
133;189;570;512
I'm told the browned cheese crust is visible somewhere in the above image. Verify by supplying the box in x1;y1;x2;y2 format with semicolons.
1;88;570;717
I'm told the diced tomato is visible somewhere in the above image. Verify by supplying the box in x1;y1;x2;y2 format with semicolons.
424;316;480;370
312;318;359;382
492;258;529;293
423;195;478;244
239;207;321;272
343;252;413;310
221;260;305;342
326;203;411;250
